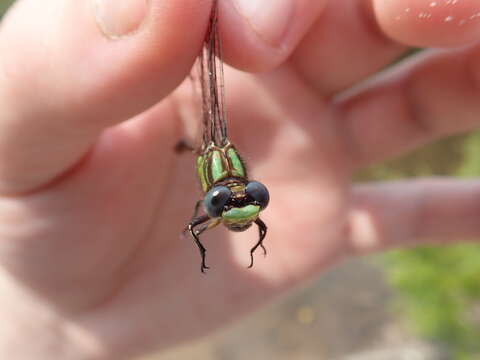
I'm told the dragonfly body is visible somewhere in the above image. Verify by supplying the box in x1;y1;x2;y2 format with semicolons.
196;141;266;231
196;141;246;194
186;1;269;273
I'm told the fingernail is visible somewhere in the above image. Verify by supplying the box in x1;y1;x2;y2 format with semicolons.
93;0;149;39
232;0;295;47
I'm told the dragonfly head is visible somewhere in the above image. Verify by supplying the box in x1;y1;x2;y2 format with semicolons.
203;181;269;231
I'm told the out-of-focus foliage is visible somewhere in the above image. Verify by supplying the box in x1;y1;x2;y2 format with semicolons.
459;132;480;177
364;132;480;360
0;0;13;18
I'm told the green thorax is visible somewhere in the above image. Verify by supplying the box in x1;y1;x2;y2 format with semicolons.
196;141;247;193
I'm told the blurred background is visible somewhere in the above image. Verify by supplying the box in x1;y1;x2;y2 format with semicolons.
2;1;480;359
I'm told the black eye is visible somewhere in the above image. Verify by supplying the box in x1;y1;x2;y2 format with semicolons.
204;186;232;218
246;181;269;210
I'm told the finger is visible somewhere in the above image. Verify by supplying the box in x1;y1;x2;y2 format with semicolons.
0;0;211;194
335;45;480;168
291;0;407;96
348;179;480;254
290;0;480;96
219;0;327;71
374;0;480;47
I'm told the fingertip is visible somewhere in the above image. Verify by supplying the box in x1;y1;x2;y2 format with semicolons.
374;0;480;47
219;0;327;72
1;0;213;124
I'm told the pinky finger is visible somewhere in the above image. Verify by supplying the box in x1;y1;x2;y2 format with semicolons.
348;178;480;254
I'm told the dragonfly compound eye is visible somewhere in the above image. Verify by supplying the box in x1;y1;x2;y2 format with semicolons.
246;181;270;210
204;186;232;218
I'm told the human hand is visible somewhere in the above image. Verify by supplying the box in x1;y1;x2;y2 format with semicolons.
1;0;480;359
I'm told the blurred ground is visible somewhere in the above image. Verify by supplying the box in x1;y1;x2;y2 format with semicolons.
141;257;443;360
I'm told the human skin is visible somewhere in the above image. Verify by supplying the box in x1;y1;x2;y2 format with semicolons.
1;0;480;359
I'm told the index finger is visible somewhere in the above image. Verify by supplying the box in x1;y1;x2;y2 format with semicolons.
0;0;211;194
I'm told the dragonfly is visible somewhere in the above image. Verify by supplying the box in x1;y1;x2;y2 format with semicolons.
185;0;270;273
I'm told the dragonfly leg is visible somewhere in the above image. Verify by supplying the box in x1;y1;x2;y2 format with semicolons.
191;200;203;220
248;218;268;268
174;139;197;154
187;215;211;273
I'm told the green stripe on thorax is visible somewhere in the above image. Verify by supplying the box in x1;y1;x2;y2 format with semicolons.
196;141;247;193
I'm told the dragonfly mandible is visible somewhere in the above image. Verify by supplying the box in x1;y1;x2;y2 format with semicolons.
185;0;270;273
